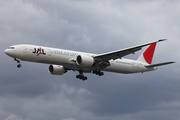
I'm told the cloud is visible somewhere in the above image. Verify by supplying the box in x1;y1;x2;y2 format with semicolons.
4;114;23;120
62;118;76;120
1;0;180;120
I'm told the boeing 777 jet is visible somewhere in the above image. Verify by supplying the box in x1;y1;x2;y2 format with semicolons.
5;39;174;80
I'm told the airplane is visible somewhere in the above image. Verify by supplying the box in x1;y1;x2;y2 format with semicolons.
4;39;174;81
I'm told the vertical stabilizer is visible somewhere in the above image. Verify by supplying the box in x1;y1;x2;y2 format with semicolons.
137;43;157;64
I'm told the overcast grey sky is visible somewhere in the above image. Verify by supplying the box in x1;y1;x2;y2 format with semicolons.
1;0;180;120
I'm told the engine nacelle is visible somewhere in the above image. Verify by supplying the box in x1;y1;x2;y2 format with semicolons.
76;55;94;66
48;65;65;75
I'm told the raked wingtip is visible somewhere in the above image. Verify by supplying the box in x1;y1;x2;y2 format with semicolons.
158;39;167;42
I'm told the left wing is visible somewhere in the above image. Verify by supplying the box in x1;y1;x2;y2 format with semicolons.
94;39;166;61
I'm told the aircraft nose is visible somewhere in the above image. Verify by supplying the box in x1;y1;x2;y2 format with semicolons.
4;49;9;55
4;49;15;58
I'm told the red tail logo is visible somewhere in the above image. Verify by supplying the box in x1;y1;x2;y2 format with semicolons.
143;43;156;64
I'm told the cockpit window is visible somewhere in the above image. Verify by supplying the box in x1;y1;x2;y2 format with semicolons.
8;47;15;49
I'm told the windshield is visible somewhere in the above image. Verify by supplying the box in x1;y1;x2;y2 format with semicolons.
8;47;15;49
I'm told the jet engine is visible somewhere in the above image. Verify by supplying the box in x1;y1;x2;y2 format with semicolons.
48;65;66;75
76;55;95;66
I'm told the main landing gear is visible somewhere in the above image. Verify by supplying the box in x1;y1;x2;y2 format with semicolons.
92;70;104;76
14;58;21;68
76;70;104;81
76;71;87;81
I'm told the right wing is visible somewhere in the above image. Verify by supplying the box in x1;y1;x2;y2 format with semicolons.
94;39;167;61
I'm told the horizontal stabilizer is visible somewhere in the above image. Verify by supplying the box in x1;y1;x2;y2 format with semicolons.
145;62;175;68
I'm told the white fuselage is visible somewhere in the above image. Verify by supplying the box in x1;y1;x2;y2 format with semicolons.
5;44;156;74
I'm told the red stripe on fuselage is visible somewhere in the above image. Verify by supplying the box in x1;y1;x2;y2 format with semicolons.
38;47;42;56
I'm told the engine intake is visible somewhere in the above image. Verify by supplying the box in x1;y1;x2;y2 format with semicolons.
48;65;65;75
76;55;94;66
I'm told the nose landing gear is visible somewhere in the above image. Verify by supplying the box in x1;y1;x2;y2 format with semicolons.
14;58;21;68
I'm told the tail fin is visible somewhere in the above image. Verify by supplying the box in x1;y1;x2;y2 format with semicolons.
137;43;157;65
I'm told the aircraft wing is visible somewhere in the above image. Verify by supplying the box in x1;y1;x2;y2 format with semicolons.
94;39;166;61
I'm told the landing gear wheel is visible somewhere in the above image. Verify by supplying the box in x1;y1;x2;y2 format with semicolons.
99;72;104;76
76;75;80;79
76;75;83;79
17;64;21;68
76;71;88;81
82;76;87;81
92;70;104;76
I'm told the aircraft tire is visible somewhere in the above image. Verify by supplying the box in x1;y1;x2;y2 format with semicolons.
17;64;21;68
